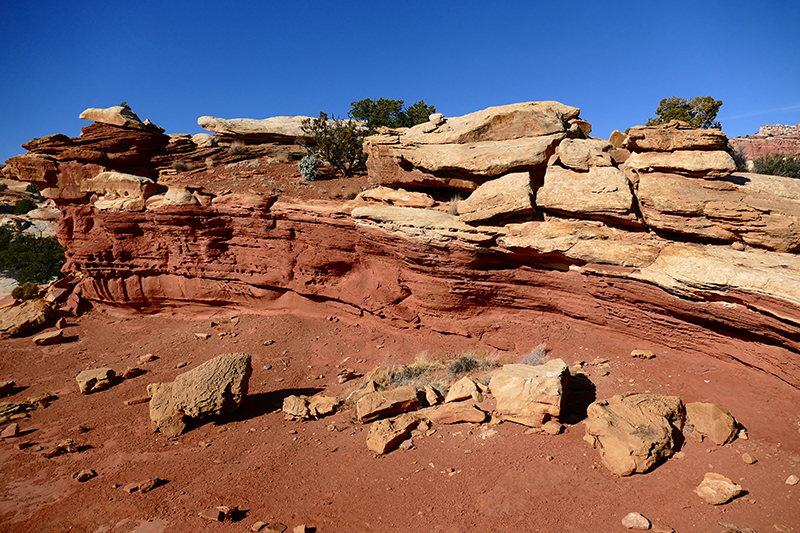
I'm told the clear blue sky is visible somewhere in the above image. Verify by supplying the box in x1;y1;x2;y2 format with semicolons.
2;1;799;163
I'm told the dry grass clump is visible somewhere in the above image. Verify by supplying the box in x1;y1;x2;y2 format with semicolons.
228;140;247;155
518;343;548;366
379;356;444;389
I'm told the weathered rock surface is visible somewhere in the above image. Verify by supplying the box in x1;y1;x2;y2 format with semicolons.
456;172;535;223
489;359;569;427
621;512;651;530
417;403;488;425
366;412;419;454
626;121;729;151
356;386;420;423
584;393;685;476
554;138;614;170
537;165;636;223
729;133;800;160
79;106;153;131
32;328;65;345
82;171;166;211
694;472;742;505
444;377;482;403
353;187;435;208
282;394;338;420
685;402;737;445
148;353;251;437
637;172;800;252
626;150;736;178
76;368;116;394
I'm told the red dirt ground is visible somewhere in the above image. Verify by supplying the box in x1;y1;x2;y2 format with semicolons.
1;301;799;533
1;162;799;532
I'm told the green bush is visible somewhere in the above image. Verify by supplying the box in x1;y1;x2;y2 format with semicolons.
0;183;7;192
0;226;66;284
14;199;37;215
752;153;800;179
646;96;723;129
300;112;367;177
11;281;39;301
298;154;321;182
350;98;436;133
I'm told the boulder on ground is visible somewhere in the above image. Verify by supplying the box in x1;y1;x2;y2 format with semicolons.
536;165;636;223
457;172;535;223
148;353;252;437
685;402;737;445
0;299;56;337
76;368;115;394
694;472;742;505
584;393;685;476
366;412;419;454
282;394;338;420
488;359;569;427
444;376;482;403
356;385;420;423
33;328;65;345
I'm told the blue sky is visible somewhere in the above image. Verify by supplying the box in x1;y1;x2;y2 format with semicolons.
2;1;799;163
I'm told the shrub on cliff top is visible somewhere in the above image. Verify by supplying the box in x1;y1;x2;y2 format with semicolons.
350;98;436;133
753;153;800;180
646;96;723;129
300;112;367;178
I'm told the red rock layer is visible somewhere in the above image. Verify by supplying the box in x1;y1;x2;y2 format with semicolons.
58;201;800;388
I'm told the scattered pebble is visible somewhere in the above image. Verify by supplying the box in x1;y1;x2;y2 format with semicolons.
121;367;145;379
176;362;188;369
195;333;211;340
630;350;656;359
621;512;650;530
786;475;799;486
1;422;20;438
138;354;157;364
73;469;97;482
742;453;758;464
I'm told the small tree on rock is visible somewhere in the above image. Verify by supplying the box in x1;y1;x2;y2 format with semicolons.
300;112;367;178
646;96;723;129
350;98;436;133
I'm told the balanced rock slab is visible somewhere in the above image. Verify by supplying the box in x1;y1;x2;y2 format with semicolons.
148;353;251;437
584;393;685;476
488;359;569;427
79;106;149;130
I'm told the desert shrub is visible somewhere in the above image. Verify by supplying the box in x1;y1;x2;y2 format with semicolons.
298;154;321;182
646;95;722;129
0;226;66;284
14;199;37;215
0;183;8;192
731;148;748;172
11;281;39;301
228;140;247;155
350;98;436;133
300;112;367;177
446;352;498;376
519;343;548;366
119;101;132;111
171;160;190;171
752;153;800;179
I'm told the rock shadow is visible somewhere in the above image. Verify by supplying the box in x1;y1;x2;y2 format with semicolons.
217;387;324;424
561;373;596;425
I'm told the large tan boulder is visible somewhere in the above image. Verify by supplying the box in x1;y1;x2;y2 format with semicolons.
637;172;800;252
685;402;737;445
488;359;569;427
626;121;729;151
355;386;420;423
82;171;166;211
626;150;736;178
536;165;636;223
554;138;614;171
148;353;252;437
457;172;535;223
584;393;685;476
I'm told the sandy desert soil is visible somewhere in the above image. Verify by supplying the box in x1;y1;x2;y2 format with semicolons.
1;300;799;533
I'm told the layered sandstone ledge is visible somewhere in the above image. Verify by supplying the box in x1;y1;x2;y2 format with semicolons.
3;103;800;387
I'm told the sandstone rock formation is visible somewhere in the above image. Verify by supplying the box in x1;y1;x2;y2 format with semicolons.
197;116;311;144
366;412;419;455
356;386;420;423
685;402;737;445
0;299;57;337
489;359;569;427
79;106;159;131
76;368;115;394
583;393;685;476
148;353;252;438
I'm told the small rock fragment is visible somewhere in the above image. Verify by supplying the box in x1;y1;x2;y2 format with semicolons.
195;333;211;340
786;475;799;485
138;353;158;364
445;376;481;403
55;317;67;329
621;512;651;530
124;397;150;406
630;350;655;359
293;526;308;533
262;522;287;533
139;477;163;493
695;472;742;505
1;422;20;438
199;508;225;522
742;452;757;464
73;469;97;482
16;440;35;449
252;522;268;532
76;368;115;394
121;367;145;379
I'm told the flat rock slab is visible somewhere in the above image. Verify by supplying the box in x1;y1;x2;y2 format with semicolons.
366;413;419;454
417;403;488;425
0;299;55;337
356;386;420;423
537;165;636;223
33;329;65;345
584;393;685;476
76;368;115;394
626;121;729;151
457;172;535;224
